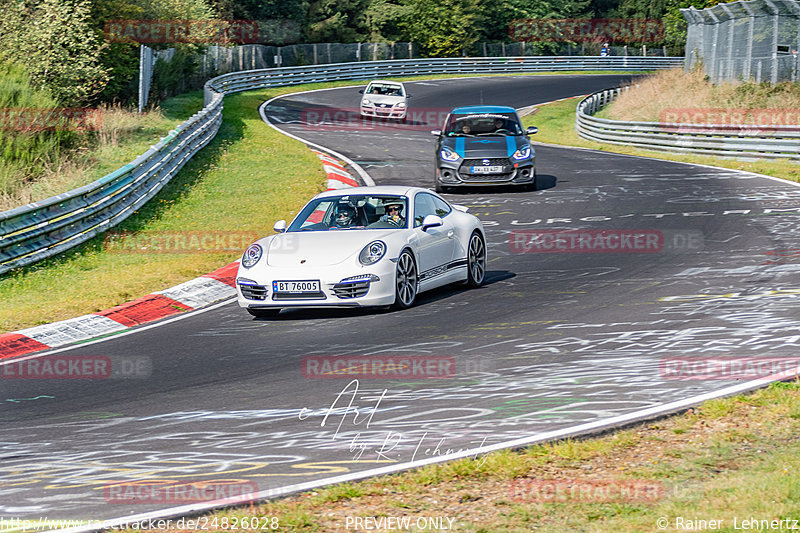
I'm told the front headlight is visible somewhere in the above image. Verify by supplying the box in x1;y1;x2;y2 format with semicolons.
395;102;406;108
513;145;532;160
242;244;262;268
440;148;460;162
362;99;372;105
359;240;386;265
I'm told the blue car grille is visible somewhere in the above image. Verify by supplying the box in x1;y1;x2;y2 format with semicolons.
460;172;515;182
462;158;509;167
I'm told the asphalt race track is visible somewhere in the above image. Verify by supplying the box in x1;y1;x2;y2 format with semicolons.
4;75;800;525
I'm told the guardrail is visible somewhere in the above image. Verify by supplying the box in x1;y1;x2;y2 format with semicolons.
0;56;681;275
204;57;683;104
0;95;223;275
576;87;800;160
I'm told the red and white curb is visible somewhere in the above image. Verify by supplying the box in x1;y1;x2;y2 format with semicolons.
0;262;239;360
313;150;360;189
0;152;361;361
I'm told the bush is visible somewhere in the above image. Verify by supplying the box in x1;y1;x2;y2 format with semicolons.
0;61;87;200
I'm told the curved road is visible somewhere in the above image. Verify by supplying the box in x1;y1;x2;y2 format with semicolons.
3;75;800;525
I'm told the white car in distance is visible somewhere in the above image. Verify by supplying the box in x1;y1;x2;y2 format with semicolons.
359;80;409;120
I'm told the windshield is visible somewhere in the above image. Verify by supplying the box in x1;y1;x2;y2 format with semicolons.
365;83;404;97
444;112;523;136
288;195;410;232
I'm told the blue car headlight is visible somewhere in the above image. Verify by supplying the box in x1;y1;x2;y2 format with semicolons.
513;145;532;160
359;240;386;265
241;244;262;268
440;148;460;162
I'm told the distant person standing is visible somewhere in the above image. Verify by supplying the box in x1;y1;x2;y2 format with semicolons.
600;43;610;57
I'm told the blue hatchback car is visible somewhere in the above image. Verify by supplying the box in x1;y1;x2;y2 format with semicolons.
432;105;538;193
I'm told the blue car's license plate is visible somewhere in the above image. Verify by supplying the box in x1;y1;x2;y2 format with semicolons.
471;165;503;173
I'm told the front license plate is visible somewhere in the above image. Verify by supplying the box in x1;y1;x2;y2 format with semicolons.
471;165;504;174
272;280;320;293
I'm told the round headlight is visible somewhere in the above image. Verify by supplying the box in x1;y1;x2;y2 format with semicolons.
359;240;386;265
242;244;262;268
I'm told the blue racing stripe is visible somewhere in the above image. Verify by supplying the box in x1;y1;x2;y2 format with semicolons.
506;136;516;157
455;137;465;157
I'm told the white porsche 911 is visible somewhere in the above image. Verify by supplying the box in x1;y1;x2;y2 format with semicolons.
236;186;486;317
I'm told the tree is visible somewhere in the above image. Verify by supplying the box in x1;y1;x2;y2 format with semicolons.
0;0;109;106
307;0;370;42
89;0;217;104
403;0;482;57
365;0;411;42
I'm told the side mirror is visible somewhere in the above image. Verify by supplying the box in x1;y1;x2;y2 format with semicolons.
273;220;287;233
526;126;538;135
406;94;412;98
421;214;443;231
430;130;442;137
358;89;364;94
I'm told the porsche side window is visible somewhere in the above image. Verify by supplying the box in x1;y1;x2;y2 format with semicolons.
414;194;437;227
431;196;451;218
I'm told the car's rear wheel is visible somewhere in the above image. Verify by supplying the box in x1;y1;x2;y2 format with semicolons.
393;250;418;309
465;232;486;288
247;308;281;318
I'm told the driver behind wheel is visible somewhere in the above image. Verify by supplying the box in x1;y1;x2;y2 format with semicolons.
379;201;406;227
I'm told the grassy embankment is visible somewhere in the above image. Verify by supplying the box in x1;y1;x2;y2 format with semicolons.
0;85;329;333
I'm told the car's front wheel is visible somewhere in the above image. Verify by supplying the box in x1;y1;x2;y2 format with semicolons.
465;232;486;288
393;250;418;309
247;308;281;318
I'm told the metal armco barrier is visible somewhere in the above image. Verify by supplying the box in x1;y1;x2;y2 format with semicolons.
576;87;800;160
204;57;683;104
0;96;223;275
0;57;680;275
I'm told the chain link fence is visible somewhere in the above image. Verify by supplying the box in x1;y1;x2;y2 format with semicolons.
195;42;417;78
470;42;668;57
683;0;800;83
